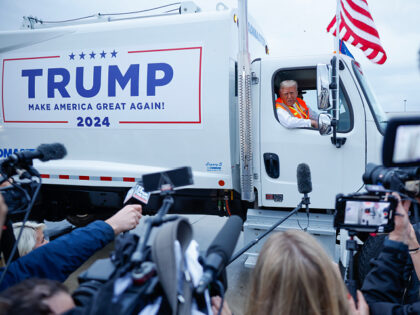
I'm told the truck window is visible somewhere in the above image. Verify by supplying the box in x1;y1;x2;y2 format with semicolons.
272;68;352;132
352;60;387;135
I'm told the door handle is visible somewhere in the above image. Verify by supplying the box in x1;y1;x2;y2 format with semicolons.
263;153;279;179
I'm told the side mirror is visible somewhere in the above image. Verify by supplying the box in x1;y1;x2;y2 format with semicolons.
318;113;333;136
317;64;332;111
382;116;420;167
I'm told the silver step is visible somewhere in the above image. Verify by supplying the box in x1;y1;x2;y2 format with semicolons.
243;209;337;268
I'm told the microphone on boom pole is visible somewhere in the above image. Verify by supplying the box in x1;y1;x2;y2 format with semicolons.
227;163;313;265
0;143;67;178
296;163;312;231
297;163;312;214
2;143;67;164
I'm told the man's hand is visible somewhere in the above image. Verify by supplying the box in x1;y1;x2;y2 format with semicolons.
389;193;412;245
105;204;142;235
348;290;369;315
211;296;232;315
0;179;12;188
311;119;318;129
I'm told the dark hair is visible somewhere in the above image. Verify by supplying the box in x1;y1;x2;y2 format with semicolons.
0;278;68;315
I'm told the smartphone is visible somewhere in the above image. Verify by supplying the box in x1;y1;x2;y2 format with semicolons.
334;194;397;233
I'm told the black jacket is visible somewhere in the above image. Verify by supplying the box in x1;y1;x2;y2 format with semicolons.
362;238;420;314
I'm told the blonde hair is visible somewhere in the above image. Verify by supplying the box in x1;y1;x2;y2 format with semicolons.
12;221;46;256
280;80;298;90
245;230;349;315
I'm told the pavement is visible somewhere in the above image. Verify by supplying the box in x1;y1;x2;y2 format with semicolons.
53;215;252;315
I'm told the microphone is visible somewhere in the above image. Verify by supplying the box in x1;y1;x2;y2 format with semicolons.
196;215;243;294
297;163;312;194
123;182;150;206
297;163;312;213
3;143;67;164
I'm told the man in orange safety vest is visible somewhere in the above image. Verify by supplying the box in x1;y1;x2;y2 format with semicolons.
276;80;319;129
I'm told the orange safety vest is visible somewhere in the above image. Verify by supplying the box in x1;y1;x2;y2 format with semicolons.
275;97;310;119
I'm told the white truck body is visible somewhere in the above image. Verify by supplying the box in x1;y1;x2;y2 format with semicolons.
0;5;386;224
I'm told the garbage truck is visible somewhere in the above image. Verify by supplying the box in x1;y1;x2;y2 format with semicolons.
0;0;387;253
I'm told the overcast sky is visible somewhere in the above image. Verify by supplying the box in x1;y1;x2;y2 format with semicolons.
0;0;419;112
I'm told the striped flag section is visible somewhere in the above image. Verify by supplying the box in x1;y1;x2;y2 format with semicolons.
327;0;387;64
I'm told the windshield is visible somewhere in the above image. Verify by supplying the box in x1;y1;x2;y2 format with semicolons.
352;60;387;134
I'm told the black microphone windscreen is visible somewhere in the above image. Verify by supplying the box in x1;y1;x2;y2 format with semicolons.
297;163;312;194
206;215;243;264
37;143;67;162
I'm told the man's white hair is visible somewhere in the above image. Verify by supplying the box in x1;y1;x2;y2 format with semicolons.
13;221;46;256
280;80;298;90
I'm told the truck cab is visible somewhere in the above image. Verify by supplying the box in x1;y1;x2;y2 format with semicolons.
243;54;387;264
252;55;386;211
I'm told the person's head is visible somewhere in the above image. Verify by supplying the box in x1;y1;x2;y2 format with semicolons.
13;221;48;256
0;278;75;315
245;230;349;315
279;80;298;106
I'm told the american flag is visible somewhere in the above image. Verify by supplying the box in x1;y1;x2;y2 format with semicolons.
327;0;387;64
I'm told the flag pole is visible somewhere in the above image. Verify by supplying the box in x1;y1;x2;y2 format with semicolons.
330;0;343;148
334;0;341;122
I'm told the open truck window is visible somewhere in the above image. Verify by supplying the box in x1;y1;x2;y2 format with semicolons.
272;68;353;133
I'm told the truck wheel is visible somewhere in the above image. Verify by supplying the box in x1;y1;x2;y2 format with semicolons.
66;210;116;227
355;234;385;287
66;214;97;227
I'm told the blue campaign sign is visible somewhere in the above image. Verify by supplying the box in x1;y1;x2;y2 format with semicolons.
2;46;202;128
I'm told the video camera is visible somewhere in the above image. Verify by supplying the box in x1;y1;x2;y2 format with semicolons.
333;116;420;301
362;116;420;198
334;116;420;233
0;143;67;216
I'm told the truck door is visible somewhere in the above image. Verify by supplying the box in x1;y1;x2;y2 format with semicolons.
257;59;366;209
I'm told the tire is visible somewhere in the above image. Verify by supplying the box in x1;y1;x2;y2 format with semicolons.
355;234;386;287
66;214;97;227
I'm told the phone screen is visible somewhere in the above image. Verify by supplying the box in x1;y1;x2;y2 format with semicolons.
344;200;391;226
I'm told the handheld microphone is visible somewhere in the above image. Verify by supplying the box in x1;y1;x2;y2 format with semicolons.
123;182;151;206
2;143;67;165
196;215;243;294
297;163;312;213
